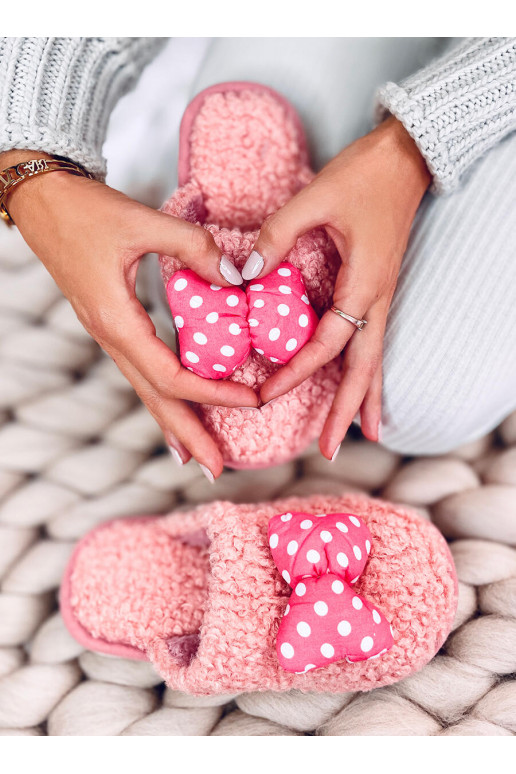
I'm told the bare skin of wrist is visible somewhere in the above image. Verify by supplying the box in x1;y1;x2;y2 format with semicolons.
250;116;432;457
1;148;259;480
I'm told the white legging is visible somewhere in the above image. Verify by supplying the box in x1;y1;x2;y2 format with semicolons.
109;38;516;455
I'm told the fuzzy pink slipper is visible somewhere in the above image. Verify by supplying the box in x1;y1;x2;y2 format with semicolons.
61;494;458;696
158;82;342;469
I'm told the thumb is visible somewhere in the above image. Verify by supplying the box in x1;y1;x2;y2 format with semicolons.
242;185;324;280
141;209;243;287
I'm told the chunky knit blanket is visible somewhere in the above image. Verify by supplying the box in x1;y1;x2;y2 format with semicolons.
0;225;515;736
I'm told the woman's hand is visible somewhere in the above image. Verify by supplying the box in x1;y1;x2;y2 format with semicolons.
245;117;431;459
2;150;258;480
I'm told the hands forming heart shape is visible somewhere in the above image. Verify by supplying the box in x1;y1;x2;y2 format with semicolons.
268;511;394;673
166;261;318;380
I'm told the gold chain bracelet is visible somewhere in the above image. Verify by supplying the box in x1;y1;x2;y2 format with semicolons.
0;157;94;225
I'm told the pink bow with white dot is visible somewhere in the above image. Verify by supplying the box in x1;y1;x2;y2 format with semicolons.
268;511;394;674
166;261;318;379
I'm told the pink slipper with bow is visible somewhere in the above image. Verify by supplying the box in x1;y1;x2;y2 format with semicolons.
60;494;458;696
158;82;341;468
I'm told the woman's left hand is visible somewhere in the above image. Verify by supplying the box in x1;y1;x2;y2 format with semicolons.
246;116;431;459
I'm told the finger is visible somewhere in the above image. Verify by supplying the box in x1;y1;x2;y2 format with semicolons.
360;358;383;443
319;301;387;459
260;281;371;403
134;208;243;287
107;346;225;479
92;293;259;409
242;183;326;280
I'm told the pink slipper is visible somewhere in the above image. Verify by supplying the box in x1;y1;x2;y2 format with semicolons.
60;494;457;696
158;82;341;469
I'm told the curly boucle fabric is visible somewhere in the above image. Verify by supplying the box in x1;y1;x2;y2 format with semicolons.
63;493;457;696
159;84;341;468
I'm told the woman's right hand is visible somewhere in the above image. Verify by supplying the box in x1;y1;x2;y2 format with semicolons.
2;150;259;480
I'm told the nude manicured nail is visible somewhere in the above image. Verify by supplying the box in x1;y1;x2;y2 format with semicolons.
166;432;188;465
242;250;264;280
219;255;243;285
168;446;184;466
199;463;215;483
331;443;341;462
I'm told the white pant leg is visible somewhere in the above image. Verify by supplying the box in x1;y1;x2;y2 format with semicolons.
380;129;516;454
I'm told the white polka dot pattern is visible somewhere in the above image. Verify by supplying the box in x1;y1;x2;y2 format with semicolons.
267;510;394;673
338;620;352;637
314;601;328;616
166;262;318;379
245;262;318;364
297;622;311;637
166;270;250;380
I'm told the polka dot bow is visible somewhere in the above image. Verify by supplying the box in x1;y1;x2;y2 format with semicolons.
166;262;318;379
268;511;394;674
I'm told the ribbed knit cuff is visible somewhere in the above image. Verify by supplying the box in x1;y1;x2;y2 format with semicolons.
375;37;516;194
0;37;166;181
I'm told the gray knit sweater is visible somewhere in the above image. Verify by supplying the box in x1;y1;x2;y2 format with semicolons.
1;37;515;193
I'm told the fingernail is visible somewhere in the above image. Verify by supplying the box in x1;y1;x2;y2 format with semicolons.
166;432;188;465
331;443;341;462
168;446;184;466
242;250;264;280
219;255;243;285
199;463;215;483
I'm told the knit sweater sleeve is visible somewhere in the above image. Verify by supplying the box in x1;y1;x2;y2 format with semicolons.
375;37;516;194
0;37;167;180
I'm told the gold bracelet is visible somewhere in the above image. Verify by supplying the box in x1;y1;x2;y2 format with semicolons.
0;157;95;226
